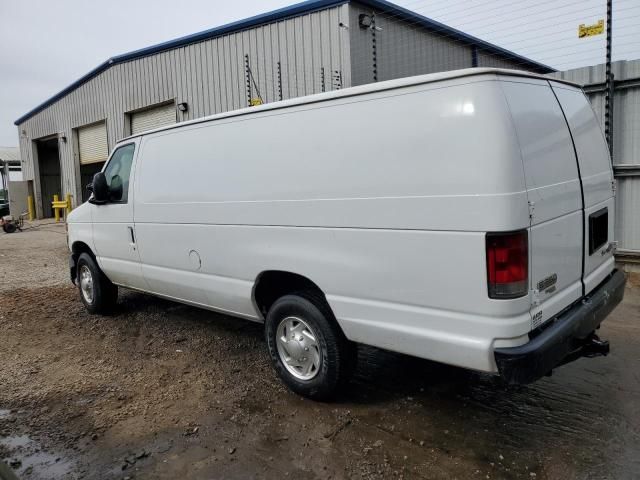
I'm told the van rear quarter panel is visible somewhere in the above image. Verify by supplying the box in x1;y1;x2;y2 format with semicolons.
133;76;533;372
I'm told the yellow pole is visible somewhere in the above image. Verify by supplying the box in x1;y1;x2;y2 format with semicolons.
65;193;72;216
53;194;60;222
27;195;35;221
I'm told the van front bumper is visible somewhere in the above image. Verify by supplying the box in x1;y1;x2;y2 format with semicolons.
494;269;626;385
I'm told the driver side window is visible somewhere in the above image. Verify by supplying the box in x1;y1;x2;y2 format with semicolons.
103;144;135;203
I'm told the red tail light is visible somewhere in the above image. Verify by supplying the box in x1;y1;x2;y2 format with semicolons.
486;230;528;299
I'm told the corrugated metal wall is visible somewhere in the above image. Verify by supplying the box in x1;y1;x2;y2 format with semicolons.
348;2;523;86
17;4;351;216
550;59;640;254
476;50;522;69
349;2;470;85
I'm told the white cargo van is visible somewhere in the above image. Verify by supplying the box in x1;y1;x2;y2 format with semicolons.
67;68;625;399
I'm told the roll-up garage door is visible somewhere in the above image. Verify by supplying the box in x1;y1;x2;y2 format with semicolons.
130;103;176;135
78;122;108;165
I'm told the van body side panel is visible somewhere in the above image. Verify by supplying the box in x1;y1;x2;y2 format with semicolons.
133;79;527;231
132;76;532;373
132;224;531;372
67;204;95;257
500;79;584;329
551;85;615;295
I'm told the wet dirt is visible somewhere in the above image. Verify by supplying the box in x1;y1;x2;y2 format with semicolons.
1;224;639;479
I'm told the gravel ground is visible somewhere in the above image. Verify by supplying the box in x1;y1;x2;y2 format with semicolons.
1;223;639;479
0;221;69;292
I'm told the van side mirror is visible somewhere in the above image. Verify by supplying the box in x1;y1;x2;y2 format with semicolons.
89;172;109;204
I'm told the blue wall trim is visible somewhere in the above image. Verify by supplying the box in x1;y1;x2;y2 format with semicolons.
15;0;553;125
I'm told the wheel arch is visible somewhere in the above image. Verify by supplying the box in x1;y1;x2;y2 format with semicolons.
252;270;332;321
70;241;96;283
71;240;95;258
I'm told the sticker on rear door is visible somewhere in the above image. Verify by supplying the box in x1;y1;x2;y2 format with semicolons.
532;310;544;329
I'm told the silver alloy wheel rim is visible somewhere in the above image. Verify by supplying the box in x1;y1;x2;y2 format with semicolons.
79;265;94;304
276;316;321;380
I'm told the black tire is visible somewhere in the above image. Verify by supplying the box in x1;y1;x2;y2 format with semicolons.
2;222;16;234
76;252;118;314
265;291;356;400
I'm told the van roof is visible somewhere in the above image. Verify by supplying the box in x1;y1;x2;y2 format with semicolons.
121;68;581;142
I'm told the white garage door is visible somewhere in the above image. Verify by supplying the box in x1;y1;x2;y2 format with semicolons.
78;122;108;165
131;103;176;135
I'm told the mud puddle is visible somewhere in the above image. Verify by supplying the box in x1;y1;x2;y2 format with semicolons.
0;434;73;479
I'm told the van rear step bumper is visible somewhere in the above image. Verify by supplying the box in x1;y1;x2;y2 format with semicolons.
494;269;626;385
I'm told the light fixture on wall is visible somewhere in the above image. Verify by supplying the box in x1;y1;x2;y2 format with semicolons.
59;133;67;143
358;13;382;31
178;102;188;112
358;14;372;28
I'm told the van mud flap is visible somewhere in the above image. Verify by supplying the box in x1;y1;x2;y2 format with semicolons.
69;254;78;284
494;269;625;385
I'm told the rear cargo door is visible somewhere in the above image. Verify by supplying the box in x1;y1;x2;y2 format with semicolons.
551;84;615;295
500;79;584;329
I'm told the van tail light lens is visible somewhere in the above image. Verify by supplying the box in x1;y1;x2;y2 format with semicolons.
486;230;528;299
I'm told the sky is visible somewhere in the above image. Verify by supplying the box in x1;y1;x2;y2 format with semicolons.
0;0;638;147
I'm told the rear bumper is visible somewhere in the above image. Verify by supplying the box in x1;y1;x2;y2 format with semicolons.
494;269;626;384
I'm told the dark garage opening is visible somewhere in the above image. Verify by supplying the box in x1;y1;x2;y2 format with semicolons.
80;162;104;202
36;137;61;218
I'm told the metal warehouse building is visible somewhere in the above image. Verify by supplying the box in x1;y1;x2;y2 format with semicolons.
15;0;551;218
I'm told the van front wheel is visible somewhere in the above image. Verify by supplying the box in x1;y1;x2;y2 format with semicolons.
265;292;355;400
76;252;118;314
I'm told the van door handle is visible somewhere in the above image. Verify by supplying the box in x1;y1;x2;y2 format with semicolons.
128;226;136;244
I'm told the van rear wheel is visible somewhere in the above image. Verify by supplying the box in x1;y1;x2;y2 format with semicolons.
265;292;355;400
76;253;118;314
